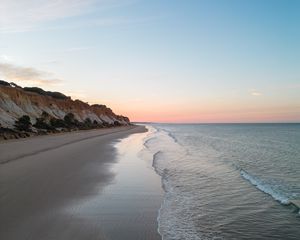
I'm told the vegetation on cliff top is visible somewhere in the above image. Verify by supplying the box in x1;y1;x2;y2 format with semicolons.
23;87;70;100
0;80;70;100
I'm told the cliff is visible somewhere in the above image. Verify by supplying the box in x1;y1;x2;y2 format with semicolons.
0;80;130;132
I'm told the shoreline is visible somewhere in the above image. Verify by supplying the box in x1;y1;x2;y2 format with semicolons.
0;125;162;240
0;124;134;142
89;125;163;239
0;125;139;164
0;125;135;144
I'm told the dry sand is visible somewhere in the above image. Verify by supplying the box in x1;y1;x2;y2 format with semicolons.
0;125;161;240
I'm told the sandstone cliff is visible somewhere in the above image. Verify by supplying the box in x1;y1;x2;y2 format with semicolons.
0;80;130;130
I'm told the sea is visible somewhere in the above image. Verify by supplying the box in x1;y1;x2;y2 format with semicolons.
141;123;300;240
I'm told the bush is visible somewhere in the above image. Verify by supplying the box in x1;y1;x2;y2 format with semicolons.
23;87;69;100
15;115;32;131
85;118;92;124
114;121;121;126
34;117;53;130
10;82;22;88
46;91;69;100
102;121;109;127
23;87;47;96
64;113;75;126
74;119;80;127
0;80;10;86
83;118;92;127
50;118;67;128
41;111;49;118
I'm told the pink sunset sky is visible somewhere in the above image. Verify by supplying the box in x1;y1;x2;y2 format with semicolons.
0;0;299;123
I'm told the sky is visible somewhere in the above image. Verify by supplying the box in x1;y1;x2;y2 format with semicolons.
0;0;299;123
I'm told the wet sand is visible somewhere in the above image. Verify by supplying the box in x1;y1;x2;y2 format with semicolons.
0;125;161;240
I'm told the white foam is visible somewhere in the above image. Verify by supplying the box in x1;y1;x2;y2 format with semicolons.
143;124;300;239
240;170;290;205
144;125;208;240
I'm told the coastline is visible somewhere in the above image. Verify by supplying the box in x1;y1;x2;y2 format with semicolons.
0;125;138;164
0;125;164;240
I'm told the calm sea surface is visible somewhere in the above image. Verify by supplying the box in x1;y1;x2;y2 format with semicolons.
142;124;300;240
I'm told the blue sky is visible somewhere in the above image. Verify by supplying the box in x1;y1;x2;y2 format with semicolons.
0;0;299;122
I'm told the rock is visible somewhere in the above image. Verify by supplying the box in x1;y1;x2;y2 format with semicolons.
0;83;131;138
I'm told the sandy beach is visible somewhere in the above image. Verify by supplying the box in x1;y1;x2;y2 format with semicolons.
0;125;162;240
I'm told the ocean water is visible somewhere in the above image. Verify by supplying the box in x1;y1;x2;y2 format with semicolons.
142;124;300;240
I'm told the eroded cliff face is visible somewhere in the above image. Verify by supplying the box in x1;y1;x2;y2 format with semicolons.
0;82;130;129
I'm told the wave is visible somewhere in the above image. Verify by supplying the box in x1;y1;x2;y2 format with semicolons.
144;126;206;240
143;126;158;145
152;151;164;176
144;124;299;239
166;131;179;144
240;170;290;205
161;128;181;145
227;158;293;207
143;137;155;147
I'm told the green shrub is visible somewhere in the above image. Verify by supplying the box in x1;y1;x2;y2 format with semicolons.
0;80;10;86
34;118;53;130
23;87;69;100
85;118;92;124
83;118;92;127
15;115;31;131
50;118;67;128
64;113;75;126
114;121;121;126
